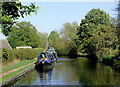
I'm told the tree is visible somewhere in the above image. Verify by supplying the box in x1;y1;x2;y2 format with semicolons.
88;24;119;59
48;31;65;55
38;32;48;49
117;0;120;29
60;21;79;56
117;0;120;52
7;21;40;48
48;31;60;47
77;9;110;56
0;1;40;36
112;0;120;71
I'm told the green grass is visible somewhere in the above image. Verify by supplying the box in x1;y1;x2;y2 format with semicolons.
0;63;34;83
2;59;36;73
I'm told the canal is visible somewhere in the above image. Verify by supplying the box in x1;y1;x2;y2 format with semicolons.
14;57;120;86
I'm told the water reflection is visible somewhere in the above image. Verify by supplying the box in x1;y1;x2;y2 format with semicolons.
37;70;52;85
77;57;120;85
15;57;120;86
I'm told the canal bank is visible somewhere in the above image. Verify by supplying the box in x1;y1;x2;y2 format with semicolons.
1;65;35;87
0;59;37;86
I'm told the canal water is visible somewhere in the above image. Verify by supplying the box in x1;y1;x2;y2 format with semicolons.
14;57;120;86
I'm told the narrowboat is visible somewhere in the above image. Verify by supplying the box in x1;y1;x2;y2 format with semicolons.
35;47;57;71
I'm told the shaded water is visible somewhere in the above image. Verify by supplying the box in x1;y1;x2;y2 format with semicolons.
14;57;120;86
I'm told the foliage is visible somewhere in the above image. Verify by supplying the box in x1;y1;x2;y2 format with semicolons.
48;31;69;56
2;48;44;62
48;31;64;55
60;22;79;56
2;48;15;62
1;1;40;36
101;54;113;66
117;0;120;29
113;56;120;70
48;22;79;56
77;9;111;56
33;48;44;58
88;25;119;59
117;1;120;53
7;21;40;48
38;32;48;49
112;0;120;70
48;31;60;47
14;49;33;60
117;1;120;52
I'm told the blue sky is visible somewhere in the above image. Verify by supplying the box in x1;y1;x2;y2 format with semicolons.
19;2;117;34
0;2;118;39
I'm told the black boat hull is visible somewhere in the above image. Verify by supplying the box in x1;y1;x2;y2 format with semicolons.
35;62;55;72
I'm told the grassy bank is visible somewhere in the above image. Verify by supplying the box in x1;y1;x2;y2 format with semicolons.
1;59;36;83
2;59;36;73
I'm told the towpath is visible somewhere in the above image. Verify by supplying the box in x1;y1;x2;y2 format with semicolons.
0;61;35;78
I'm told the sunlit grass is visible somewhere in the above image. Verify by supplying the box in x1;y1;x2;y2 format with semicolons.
0;63;34;83
2;59;36;73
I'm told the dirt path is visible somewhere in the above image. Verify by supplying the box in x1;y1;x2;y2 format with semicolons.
0;61;35;78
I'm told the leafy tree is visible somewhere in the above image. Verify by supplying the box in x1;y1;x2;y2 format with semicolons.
88;24;119;59
48;31;65;55
38;32;48;49
117;0;120;29
54;37;69;56
112;0;120;70
7;21;40;48
48;31;60;47
0;1;40;36
60;21;79;56
77;9;110;56
48;22;79;56
117;0;120;52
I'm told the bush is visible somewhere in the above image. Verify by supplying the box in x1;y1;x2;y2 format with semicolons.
14;49;33;60
33;48;44;58
2;48;15;62
2;48;44;62
113;55;120;71
101;54;113;66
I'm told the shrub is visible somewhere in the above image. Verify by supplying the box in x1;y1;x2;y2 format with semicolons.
33;48;44;58
2;48;15;62
14;49;33;60
113;55;120;71
101;54;113;66
2;48;44;62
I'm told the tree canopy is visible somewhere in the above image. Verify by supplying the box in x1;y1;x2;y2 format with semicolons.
77;9;110;55
38;32;48;49
48;22;79;56
7;21;40;48
48;31;60;48
1;1;40;36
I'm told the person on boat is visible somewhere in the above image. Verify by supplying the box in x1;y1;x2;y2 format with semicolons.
41;53;50;64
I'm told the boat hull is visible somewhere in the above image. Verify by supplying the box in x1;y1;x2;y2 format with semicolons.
35;61;55;72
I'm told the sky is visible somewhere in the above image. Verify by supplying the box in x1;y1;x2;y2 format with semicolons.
0;1;118;39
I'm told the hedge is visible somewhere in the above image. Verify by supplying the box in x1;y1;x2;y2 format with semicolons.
2;48;44;62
